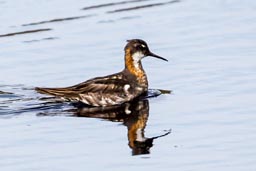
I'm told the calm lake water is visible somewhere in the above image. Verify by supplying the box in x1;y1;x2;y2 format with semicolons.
1;0;256;170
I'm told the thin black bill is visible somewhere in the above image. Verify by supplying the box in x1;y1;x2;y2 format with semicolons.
148;51;168;61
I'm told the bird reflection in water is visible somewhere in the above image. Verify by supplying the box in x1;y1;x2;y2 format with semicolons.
72;99;170;155
36;89;171;155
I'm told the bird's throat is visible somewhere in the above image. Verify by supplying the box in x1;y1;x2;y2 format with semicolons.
124;49;148;88
125;49;145;78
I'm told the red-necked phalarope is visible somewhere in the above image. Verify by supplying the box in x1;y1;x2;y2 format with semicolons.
35;39;168;106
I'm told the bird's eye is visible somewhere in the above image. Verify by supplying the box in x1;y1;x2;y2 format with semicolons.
134;43;146;49
141;44;146;48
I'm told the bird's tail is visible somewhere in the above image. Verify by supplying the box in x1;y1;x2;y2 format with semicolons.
35;87;77;99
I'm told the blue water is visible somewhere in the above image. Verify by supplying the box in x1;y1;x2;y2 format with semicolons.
1;0;256;170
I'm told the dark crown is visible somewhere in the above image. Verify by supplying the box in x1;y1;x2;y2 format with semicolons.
124;39;150;54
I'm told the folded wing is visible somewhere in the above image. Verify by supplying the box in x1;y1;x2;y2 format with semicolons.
35;75;136;106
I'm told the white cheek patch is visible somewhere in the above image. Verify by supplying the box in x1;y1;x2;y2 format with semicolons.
132;52;144;62
132;52;144;68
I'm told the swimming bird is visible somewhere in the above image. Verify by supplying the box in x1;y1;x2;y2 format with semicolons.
35;39;167;106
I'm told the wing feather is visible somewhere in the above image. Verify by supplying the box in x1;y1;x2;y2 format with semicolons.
35;73;136;106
